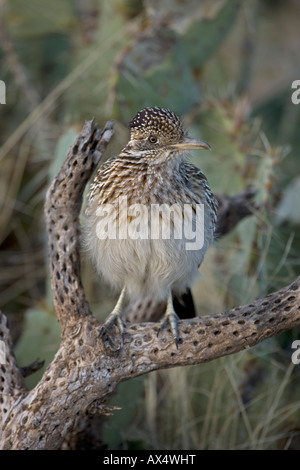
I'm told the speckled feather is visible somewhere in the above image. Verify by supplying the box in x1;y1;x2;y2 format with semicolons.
84;107;218;302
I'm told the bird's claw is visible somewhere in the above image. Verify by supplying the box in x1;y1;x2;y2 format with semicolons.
157;312;180;349
99;314;127;349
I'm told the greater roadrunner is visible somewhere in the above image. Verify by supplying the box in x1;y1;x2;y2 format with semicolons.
85;107;218;346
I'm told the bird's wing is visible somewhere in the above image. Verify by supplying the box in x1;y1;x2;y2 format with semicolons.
181;161;218;232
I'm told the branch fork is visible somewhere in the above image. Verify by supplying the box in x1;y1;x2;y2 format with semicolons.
1;119;299;450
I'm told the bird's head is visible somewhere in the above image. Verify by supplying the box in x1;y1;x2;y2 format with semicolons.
126;107;210;164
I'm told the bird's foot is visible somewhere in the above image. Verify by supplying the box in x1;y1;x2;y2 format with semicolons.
99;312;127;350
157;308;180;348
99;286;127;349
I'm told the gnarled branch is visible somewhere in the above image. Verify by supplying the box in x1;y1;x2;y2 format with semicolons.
1;119;299;450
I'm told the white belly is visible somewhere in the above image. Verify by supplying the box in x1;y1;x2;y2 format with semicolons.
84;200;214;301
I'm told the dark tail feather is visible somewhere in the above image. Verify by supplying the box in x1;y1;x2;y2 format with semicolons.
173;288;196;319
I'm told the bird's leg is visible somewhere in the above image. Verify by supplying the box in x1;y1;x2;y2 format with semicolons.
99;286;127;339
157;292;180;348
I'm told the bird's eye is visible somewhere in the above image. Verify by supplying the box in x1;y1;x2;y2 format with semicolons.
148;135;158;144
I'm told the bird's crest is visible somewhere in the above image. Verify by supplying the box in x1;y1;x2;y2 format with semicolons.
129;107;185;140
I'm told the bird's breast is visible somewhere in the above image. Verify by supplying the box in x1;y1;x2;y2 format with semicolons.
85;161;215;299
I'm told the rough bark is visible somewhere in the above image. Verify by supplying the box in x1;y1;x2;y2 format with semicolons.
1;119;299;450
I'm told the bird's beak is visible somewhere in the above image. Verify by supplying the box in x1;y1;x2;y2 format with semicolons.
171;136;211;151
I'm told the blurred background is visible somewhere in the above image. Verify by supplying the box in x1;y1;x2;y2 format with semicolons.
1;0;300;450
